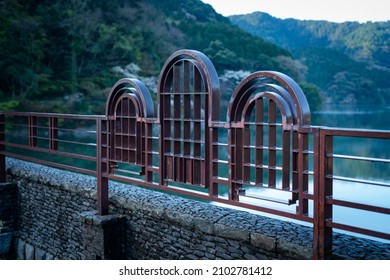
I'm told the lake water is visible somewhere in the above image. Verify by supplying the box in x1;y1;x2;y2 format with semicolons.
315;104;390;240
312;104;390;130
223;104;390;242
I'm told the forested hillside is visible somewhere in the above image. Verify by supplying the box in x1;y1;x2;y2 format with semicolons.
230;12;390;105
0;0;306;114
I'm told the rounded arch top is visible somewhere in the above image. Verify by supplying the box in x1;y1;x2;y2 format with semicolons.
105;78;155;119
227;71;311;129
157;49;220;122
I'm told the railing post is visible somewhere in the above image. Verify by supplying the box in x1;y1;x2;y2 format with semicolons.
97;118;109;215
312;128;321;259
315;128;333;259
0;113;5;183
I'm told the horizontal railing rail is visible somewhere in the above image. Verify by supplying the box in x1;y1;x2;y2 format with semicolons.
0;112;104;176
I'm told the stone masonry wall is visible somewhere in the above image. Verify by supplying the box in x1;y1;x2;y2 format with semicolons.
0;182;17;258
4;158;390;260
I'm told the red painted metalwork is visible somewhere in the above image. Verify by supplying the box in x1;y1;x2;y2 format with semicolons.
158;50;220;196
0;49;389;259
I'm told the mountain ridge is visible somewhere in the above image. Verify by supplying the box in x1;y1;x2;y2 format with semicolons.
229;11;390;105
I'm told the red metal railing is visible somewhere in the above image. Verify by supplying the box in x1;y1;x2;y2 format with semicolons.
315;127;390;257
1;49;389;259
0;112;102;176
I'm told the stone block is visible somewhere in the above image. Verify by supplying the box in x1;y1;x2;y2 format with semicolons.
250;232;276;252
25;243;35;260
194;218;214;234
35;247;46;260
214;223;249;242
16;238;25;260
277;239;313;260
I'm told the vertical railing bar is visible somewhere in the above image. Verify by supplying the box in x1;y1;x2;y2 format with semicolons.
210;126;219;196
297;132;309;215
204;69;211;189
114;109;120;162
183;61;191;155
119;102;123;162
124;99;130;163
160;69;173;186
282;130;290;191
173;64;181;182
228;127;234;201
132;103;137;163
183;61;192;184
97;117;109;215
120;100;124;162
234;127;243;200
243;126;251;182
145;122;153;182
268;99;276;188
292;131;299;194
255;99;263;185
141;118;146;167
124;99;129;163
193;68;202;185
137;121;143;165
29;116;37;147
49;117;58;151
297;132;303;214
109;113;116;173
204;60;219;195
230;127;237;200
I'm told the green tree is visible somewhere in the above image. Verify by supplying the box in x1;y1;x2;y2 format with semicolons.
204;40;240;70
299;83;322;112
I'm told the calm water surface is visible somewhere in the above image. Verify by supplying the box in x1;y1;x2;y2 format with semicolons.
314;104;390;239
218;104;390;242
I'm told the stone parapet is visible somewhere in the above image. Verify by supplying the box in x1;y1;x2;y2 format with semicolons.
4;158;390;260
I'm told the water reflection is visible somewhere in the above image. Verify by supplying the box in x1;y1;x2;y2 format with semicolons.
316;105;390;239
216;104;390;242
312;104;390;130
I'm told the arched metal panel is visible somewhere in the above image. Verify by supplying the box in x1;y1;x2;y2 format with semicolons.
227;71;311;208
105;78;155;173
157;49;220;188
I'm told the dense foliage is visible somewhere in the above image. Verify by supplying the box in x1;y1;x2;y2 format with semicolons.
230;12;390;105
0;0;304;114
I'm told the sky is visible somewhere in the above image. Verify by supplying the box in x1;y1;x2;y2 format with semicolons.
200;0;390;23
